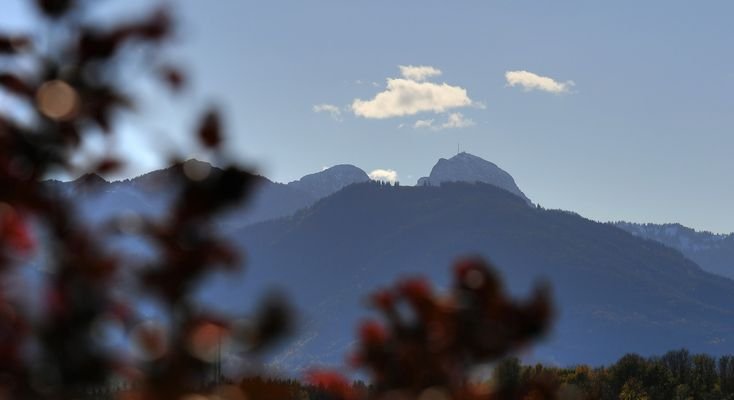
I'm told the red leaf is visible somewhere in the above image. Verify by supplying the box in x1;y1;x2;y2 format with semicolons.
371;289;395;310
397;278;432;302
359;320;388;345
95;158;123;174
306;370;354;400
0;207;35;254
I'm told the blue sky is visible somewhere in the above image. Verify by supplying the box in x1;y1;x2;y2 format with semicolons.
2;1;734;233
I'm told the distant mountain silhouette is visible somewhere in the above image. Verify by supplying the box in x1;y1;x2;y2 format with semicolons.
614;222;734;279
198;181;734;372
287;164;370;199
45;160;374;229
417;152;531;204
46;154;532;228
41;158;734;373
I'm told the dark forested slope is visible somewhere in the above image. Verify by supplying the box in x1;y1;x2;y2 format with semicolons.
204;182;734;371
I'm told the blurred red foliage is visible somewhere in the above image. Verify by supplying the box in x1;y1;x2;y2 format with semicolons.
336;258;555;400
1;1;557;399
0;1;289;399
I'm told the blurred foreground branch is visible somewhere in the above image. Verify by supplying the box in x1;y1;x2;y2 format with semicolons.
0;1;289;399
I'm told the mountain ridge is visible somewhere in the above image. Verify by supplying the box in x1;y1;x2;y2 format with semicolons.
286;164;370;199
613;221;734;279
44;153;535;228
199;181;734;371
34;156;734;372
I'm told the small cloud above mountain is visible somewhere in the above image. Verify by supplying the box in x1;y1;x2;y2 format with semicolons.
505;70;574;94
368;169;399;183
442;112;475;128
413;112;474;131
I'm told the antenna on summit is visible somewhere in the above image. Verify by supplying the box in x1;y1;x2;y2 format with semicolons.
457;142;460;155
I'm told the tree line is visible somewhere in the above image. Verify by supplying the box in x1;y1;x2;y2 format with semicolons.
76;349;734;400
491;349;734;400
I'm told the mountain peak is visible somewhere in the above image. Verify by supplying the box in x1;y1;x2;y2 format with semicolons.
417;152;531;204
449;151;485;161
287;164;369;199
73;172;107;185
71;173;108;192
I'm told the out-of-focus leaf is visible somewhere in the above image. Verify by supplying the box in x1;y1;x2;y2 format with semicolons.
85;87;133;132
248;294;292;351
306;370;356;400
370;289;395;310
359;320;388;345
349;258;555;398
36;0;74;18
94;158;122;174
58;122;81;146
134;10;171;40
0;74;34;97
175;166;257;218
78;30;124;61
198;109;221;148
160;66;185;90
78;10;170;62
0;1;285;399
0;35;31;53
0;207;35;254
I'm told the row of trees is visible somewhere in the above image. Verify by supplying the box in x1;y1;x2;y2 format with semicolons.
491;350;734;400
170;350;734;400
85;349;733;400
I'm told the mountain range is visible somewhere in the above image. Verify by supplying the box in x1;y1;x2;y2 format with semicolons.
42;153;734;372
613;222;734;280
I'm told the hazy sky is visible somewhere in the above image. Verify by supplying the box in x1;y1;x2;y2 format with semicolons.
2;1;734;233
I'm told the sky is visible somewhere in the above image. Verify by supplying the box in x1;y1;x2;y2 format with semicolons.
2;1;734;233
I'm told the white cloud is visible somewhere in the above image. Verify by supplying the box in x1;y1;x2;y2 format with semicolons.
505;70;574;94
413;119;434;129
399;65;442;81
312;103;342;120
369;169;399;183
441;112;474;129
413;113;474;131
352;78;473;119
